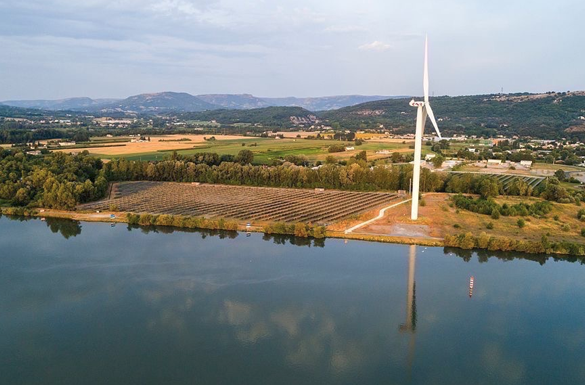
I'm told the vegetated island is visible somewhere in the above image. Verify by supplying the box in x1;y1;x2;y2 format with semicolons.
0;149;584;257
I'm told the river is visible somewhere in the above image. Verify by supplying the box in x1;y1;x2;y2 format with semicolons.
1;216;584;384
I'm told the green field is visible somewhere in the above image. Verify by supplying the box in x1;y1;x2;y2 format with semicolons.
96;138;417;164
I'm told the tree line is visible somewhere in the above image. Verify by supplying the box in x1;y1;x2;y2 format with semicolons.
1;149;582;211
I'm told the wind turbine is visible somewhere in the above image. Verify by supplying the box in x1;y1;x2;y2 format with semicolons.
409;36;441;220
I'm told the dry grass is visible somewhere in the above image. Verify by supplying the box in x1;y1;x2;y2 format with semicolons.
56;134;255;156
352;193;585;244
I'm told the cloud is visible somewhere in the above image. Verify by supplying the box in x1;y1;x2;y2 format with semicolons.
358;40;391;51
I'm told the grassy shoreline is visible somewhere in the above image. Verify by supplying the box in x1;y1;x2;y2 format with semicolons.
2;206;584;256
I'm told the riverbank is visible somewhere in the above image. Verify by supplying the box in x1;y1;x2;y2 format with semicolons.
2;204;584;256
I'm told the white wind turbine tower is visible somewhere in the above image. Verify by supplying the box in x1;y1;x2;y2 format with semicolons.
409;36;441;220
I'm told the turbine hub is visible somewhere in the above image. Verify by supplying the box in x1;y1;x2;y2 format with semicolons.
409;99;424;108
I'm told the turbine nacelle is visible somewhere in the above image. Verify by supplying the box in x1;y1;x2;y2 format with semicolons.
409;99;425;108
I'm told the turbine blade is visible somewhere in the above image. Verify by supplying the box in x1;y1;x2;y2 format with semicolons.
425;103;441;139
423;35;429;103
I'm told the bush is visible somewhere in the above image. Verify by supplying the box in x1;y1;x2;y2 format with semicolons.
491;208;500;220
561;224;571;232
294;223;309;237
420;199;426;207
138;214;154;226
486;222;494;230
581;228;585;237
311;226;326;238
328;144;346;153
155;214;174;226
453;224;461;229
126;213;140;225
517;218;526;228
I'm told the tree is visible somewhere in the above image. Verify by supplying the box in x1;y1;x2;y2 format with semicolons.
554;169;566;182
491;208;500;220
355;150;367;162
235;149;254;164
294;223;309;237
431;155;445;168
479;178;500;199
325;155;337;164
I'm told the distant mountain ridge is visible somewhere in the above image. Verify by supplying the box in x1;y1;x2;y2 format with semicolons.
100;92;217;113
197;94;271;109
2;97;120;111
262;95;406;111
1;93;403;112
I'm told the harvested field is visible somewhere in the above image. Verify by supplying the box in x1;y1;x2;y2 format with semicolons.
78;181;399;225
54;134;255;157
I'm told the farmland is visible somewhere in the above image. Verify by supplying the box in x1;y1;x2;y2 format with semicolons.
65;134;415;164
78;181;400;225
54;134;254;157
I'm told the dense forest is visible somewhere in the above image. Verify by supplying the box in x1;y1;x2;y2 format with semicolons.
322;93;585;139
177;106;316;128
0;150;581;210
0;150;107;209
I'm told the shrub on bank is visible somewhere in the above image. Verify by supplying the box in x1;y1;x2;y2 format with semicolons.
125;212;239;232
263;221;327;239
444;233;585;256
1;207;38;217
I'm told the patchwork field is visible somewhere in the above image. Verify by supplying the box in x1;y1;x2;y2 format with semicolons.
55;134;254;157
78;135;416;164
78;181;400;225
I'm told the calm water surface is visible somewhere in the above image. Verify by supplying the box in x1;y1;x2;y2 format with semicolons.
1;216;585;385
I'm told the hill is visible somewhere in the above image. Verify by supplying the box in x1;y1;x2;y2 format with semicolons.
99;92;220;113
263;95;402;111
0;105;47;118
179;106;317;127
196;94;271;109
2;97;119;110
1;93;403;112
321;91;585;139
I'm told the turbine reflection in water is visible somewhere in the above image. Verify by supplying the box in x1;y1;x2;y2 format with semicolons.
399;245;417;381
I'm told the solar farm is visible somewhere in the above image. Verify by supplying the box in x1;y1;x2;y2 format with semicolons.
451;172;545;191
493;174;545;190
78;181;400;224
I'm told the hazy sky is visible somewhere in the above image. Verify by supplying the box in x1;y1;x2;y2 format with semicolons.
0;0;583;100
